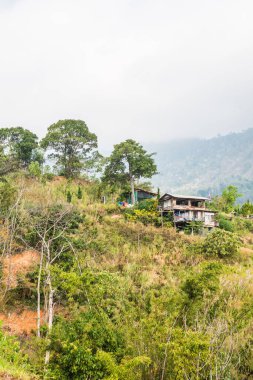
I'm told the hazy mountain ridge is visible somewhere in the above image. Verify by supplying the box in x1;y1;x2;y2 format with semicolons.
150;128;253;202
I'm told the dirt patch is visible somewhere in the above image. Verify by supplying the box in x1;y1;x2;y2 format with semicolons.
111;214;122;219
0;374;19;380
0;309;42;336
240;247;253;259
2;251;40;288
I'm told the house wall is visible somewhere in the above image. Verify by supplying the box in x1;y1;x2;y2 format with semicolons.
204;212;215;224
163;199;172;208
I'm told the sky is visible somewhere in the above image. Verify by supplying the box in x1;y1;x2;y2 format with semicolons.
1;0;253;151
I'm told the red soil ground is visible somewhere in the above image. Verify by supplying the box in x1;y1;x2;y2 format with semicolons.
1;250;41;335
2;250;40;288
0;309;42;335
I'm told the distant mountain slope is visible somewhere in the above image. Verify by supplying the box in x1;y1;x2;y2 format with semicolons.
150;128;253;202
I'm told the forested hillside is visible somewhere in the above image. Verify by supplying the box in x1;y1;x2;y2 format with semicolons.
151;128;253;202
0;175;253;379
0;121;253;379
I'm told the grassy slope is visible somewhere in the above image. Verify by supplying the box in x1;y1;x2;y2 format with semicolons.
0;175;253;378
0;359;34;380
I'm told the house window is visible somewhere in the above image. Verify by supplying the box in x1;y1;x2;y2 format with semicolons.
164;200;171;208
191;201;205;207
176;199;188;206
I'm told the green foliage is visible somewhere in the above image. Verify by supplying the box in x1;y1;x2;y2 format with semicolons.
183;220;204;235
41;119;99;178
47;311;126;379
124;197;172;227
0;127;38;168
66;190;72;203
103;139;157;185
182;263;222;300
210;185;242;213
0;146;18;176
77;186;83;199
221;185;242;212
28;161;42;179
240;201;253;217
31;148;44;166
42;165;54;181
165;328;212;379
103;139;157;203
137;198;158;211
0;324;31;375
124;208;171;227
1;176;253;380
0;180;17;216
217;215;234;232
202;228;241;257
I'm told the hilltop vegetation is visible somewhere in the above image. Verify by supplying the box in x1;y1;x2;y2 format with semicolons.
0;121;253;379
0;174;252;379
151;128;253;202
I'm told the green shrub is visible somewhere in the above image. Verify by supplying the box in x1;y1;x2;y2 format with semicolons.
182;263;222;300
47;311;125;379
66;190;72;203
184;221;204;235
218;216;234;232
0;181;17;217
124;208;171;227
202;229;241;257
28;161;41;179
137;198;158;212
165;328;213;379
0;324;31;373
77;186;83;199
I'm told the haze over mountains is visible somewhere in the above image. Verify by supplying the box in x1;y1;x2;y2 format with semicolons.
150;128;253;202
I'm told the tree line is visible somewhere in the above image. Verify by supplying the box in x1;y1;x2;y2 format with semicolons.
0;119;157;205
1;120;253;215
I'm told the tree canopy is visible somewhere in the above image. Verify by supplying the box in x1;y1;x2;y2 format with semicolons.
41;119;99;178
0;127;38;168
103;139;157;204
221;185;242;212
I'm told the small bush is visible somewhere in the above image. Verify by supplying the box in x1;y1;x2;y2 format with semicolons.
182;263;222;300
77;186;83;199
28;161;41;179
67;191;72;203
124;208;171;227
202;229;241;257
137;199;158;212
0;181;17;216
0;323;31;372
218;216;234;232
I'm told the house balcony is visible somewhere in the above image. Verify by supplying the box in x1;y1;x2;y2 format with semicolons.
173;215;205;223
173;215;219;227
160;205;207;212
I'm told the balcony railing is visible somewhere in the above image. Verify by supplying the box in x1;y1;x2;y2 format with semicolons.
173;215;205;222
173;215;218;227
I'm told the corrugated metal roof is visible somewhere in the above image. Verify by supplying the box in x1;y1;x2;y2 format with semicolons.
160;193;210;201
135;188;157;196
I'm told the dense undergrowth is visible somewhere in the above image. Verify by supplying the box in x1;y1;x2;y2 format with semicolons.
0;175;253;379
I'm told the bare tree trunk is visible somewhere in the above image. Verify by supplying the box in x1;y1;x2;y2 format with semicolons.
45;271;54;365
37;247;44;338
44;290;54;364
130;175;135;205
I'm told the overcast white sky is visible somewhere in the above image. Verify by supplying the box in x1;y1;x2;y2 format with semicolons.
1;0;253;150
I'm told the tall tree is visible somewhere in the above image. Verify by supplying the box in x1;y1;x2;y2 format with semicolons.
103;139;157;205
210;185;242;213
0;127;38;168
222;185;242;212
41;120;98;178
